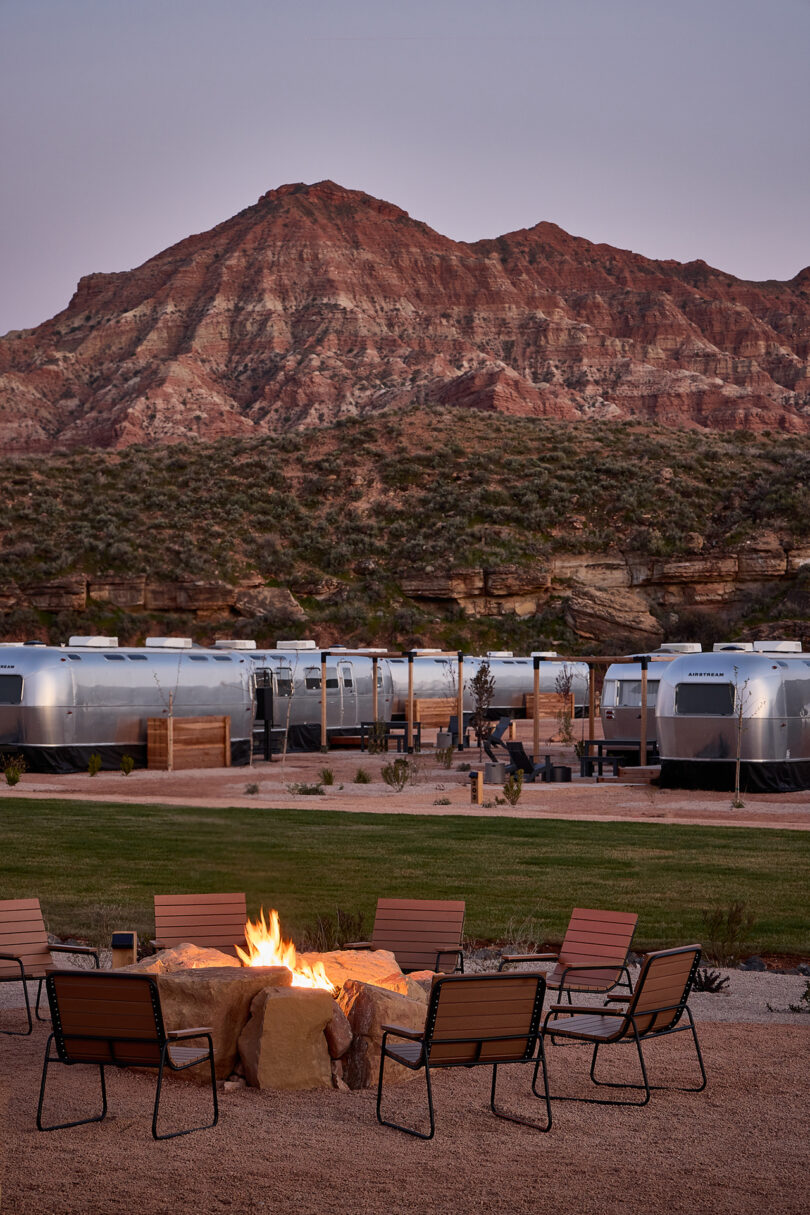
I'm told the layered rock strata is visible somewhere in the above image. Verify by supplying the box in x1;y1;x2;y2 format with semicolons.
1;180;808;451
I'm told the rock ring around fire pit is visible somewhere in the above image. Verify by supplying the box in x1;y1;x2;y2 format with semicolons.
122;943;434;1091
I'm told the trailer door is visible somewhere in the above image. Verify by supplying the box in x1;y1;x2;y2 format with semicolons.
337;661;357;726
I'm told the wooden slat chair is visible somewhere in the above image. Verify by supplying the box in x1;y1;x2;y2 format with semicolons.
153;893;248;957
0;898;99;1036
540;945;706;1109
37;970;218;1140
499;908;638;1000
377;972;551;1138
345;898;465;974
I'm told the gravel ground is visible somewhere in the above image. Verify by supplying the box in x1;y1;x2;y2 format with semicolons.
1;1016;807;1215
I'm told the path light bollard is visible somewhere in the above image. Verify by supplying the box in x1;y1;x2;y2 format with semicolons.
469;770;484;805
111;931;138;968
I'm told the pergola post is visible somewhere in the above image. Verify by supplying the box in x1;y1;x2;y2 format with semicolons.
456;651;465;751
588;663;596;742
406;652;414;754
533;656;541;763
320;650;329;753
639;656;648;766
371;655;379;723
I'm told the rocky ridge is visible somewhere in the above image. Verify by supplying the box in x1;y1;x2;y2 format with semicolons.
2;180;809;450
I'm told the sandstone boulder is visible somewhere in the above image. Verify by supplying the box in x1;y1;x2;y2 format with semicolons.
121;942;242;973
87;575;146;607
233;585;306;619
564;586;664;647
22;575;87;611
377;971;432;1002
324;1001;353;1059
238;986;334;1090
337;980;427;1089
154;965;291;1080
297;948;402;991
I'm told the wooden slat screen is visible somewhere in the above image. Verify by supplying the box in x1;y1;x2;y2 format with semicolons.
524;692;574;717
371;898;465;972
414;698;457;728
154;892;247;955
0;897;53;979
147;716;231;771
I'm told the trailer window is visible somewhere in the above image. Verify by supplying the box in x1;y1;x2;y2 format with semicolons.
616;680;659;707
0;675;23;704
276;667;292;696
326;669;339;690
675;683;735;716
305;668;321;690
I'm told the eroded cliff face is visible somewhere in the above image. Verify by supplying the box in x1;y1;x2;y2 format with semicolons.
1;180;809;451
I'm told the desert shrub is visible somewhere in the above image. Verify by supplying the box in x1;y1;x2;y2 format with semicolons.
434;745;454;770
354;767;371;784
319;767;335;786
366;721;388;755
87;753;102;777
120;754;135;776
285;781;325;796
244;782;260;795
692;968;730;994
701;902;755;967
502;770;523;806
381;758;411;792
2;754;26;786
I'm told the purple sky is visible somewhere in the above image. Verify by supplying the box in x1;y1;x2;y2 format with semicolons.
1;0;808;336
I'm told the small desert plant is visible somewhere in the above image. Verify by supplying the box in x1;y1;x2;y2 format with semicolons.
120;754;135;776
354;767;371;784
285;781;325;796
298;907;369;952
244;781;260;795
458;761;471;772
498;913;545;956
789;982;810;1014
469;661;495;759
2;754;26;786
434;745;454;770
381;757;411;792
701;901;756;967
555;664;575;746
432;797;451;805
692;968;730;994
319;766;335;786
366;720;389;755
87;752;103;777
501;770;523;806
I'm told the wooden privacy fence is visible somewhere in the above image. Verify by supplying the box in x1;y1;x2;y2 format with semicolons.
414;697;458;728
147;716;231;771
524;692;574;718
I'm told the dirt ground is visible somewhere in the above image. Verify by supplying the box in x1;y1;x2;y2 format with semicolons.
8;718;810;830
1;1016;808;1215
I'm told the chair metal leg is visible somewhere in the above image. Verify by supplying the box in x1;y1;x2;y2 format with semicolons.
35;977;48;1021
0;964;34;1036
152;1037;219;1140
590;1011;707;1097
37;1036;108;1131
489;1047;552;1132
376;1046;436;1140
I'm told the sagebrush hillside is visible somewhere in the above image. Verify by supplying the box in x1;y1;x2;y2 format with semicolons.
2;409;810;651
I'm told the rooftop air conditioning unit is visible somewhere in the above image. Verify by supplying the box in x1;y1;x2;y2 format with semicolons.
657;643;702;654
68;636;119;647
531;651;559;658
713;642;754;652
145;637;193;649
752;640;802;653
276;640;317;650
213;639;257;650
487;651;513;658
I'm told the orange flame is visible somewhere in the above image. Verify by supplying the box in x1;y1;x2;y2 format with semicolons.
235;908;336;994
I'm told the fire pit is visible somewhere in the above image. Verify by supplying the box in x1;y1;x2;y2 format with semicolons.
124;908;435;1092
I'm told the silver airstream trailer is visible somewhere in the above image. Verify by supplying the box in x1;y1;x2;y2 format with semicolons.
600;645;702;745
218;641;590;748
0;638;254;772
655;642;810;792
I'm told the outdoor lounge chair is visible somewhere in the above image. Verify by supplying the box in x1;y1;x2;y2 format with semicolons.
37;970;218;1140
482;716;512;763
0;897;99;1035
503;740;548;782
540;944;706;1109
345;898;465;973
377;972;551;1138
498;907;638;1000
153;892;248;957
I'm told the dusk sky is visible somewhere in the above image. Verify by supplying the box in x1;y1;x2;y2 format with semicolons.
1;0;808;336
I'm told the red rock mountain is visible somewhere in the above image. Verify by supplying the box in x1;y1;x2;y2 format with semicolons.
1;180;809;450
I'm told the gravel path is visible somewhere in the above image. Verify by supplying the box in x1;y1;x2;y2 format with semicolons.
1;1017;807;1215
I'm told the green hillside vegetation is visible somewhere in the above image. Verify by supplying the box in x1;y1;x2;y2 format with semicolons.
1;407;809;651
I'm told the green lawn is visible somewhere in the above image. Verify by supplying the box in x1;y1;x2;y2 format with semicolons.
1;799;808;955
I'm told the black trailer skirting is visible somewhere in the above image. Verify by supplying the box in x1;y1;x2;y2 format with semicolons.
659;758;810;794
2;740;251;774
